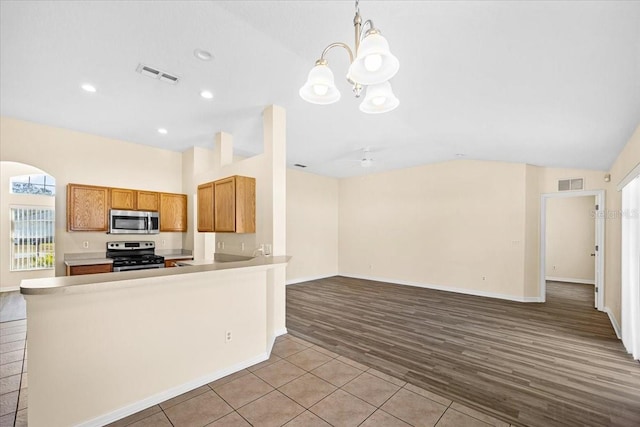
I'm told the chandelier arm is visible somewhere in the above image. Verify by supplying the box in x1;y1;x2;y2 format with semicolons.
360;19;375;40
320;42;354;64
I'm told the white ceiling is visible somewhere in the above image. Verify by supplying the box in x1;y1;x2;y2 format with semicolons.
1;1;639;178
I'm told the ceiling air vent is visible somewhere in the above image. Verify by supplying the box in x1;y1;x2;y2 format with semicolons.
136;63;179;85
294;164;307;168
558;178;584;191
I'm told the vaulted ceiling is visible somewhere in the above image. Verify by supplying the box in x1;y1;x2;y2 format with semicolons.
1;1;639;177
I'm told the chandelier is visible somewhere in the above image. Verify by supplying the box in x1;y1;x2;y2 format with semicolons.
299;0;400;114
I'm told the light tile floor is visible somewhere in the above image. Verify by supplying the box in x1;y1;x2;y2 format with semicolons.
0;319;27;427
0;324;515;427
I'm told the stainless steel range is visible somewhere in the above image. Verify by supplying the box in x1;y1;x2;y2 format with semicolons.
106;241;165;272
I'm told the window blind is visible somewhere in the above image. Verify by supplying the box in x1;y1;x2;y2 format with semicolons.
10;206;55;271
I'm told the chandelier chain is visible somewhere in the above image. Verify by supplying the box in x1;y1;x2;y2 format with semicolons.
355;0;360;15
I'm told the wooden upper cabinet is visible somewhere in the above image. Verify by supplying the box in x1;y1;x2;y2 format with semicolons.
197;182;215;232
160;193;187;232
111;188;159;211
67;184;110;231
136;191;159;211
214;177;236;232
213;175;255;233
110;188;136;210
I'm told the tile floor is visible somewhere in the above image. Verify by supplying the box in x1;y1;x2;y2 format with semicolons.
0;319;27;427
0;325;514;427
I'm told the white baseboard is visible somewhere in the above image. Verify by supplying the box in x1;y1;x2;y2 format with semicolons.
286;274;336;286
341;273;544;303
545;276;595;285
603;307;622;339
78;352;269;427
0;287;20;293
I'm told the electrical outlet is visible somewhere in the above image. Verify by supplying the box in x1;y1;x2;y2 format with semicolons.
82;241;89;249
225;330;232;343
161;239;166;247
241;243;245;251
221;242;225;249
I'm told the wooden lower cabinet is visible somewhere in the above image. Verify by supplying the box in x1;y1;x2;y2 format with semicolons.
164;258;193;268
66;264;112;276
160;193;188;232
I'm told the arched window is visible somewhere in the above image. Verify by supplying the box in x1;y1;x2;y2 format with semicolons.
10;174;56;196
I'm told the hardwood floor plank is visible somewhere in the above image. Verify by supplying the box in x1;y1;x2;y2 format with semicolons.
286;277;640;427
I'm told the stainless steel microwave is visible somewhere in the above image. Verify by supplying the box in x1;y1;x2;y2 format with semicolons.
109;210;159;234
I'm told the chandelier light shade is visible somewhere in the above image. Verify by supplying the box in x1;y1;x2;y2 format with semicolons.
299;61;341;104
299;0;399;114
359;81;399;114
348;31;399;85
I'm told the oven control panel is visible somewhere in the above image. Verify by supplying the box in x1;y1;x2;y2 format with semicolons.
107;241;155;250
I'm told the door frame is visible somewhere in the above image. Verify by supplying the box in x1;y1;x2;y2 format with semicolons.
539;189;605;310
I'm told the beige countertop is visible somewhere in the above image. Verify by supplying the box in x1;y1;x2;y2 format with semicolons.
22;256;291;295
162;254;194;260
64;258;113;267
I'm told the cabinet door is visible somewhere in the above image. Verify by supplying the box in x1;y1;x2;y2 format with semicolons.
197;182;215;232
67;184;109;231
214;177;236;232
164;258;192;268
160;193;187;232
67;264;112;276
110;188;136;210
235;176;256;233
137;191;159;211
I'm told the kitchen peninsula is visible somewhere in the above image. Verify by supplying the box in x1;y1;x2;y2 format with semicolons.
20;256;289;427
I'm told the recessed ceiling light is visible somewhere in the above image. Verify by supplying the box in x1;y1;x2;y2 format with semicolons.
455;153;465;157
194;49;213;61
157;128;168;135
81;83;96;93
200;90;214;99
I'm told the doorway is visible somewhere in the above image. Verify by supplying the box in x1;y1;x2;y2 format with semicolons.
539;190;605;310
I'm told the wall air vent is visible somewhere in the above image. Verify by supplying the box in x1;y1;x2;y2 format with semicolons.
136;63;180;85
558;178;584;191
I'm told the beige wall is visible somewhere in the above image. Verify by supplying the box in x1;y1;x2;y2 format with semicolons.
339;159;532;300
0;162;56;290
286;169;339;284
0;117;184;280
545;196;596;283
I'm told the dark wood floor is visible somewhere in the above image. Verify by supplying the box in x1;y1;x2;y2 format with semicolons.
286;277;640;427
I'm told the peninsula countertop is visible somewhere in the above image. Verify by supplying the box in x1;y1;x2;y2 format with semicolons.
23;256;290;295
